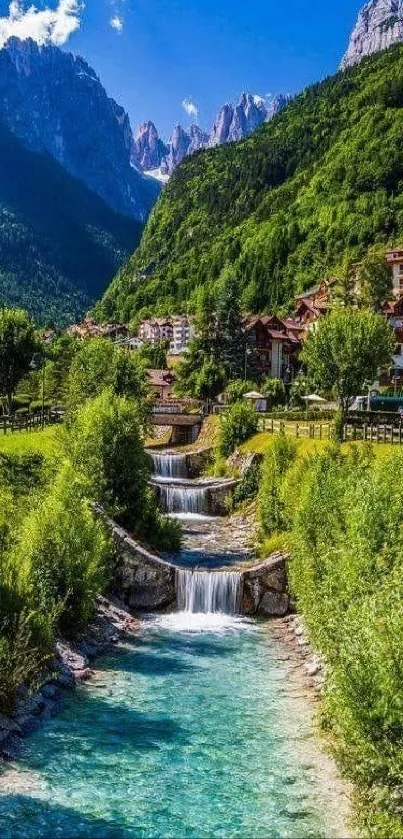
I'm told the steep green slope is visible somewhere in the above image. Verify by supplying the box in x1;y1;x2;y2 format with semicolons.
0;120;142;326
99;45;403;322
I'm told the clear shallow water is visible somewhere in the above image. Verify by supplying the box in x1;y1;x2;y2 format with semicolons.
0;617;346;839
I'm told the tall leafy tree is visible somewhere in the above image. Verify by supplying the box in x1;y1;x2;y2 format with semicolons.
358;250;393;311
302;308;395;435
215;275;246;380
0;308;40;414
67;338;146;413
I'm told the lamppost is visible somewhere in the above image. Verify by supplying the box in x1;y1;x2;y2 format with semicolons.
30;353;46;429
244;346;253;382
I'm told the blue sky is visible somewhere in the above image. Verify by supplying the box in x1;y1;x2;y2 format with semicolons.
0;1;364;138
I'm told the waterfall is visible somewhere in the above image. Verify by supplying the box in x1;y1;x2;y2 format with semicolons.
149;451;188;479
158;484;207;515
176;570;242;614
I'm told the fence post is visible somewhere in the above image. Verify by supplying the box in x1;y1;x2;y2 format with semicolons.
296;423;299;439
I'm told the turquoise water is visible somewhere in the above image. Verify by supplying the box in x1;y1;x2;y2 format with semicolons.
0;616;345;838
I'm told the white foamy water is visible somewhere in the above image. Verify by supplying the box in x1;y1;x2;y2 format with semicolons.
149;612;253;634
176;569;242;615
158;484;207;515
148;451;188;479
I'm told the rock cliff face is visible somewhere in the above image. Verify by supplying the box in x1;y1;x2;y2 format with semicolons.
0;37;159;220
132;91;291;177
341;0;403;68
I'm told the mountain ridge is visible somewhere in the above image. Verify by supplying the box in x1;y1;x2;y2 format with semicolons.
131;93;291;178
0;37;159;221
341;0;403;68
97;46;403;325
0;114;142;325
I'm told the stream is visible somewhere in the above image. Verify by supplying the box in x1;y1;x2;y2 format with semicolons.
0;450;350;838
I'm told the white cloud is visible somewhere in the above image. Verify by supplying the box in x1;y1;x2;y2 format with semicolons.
110;14;123;31
0;0;83;48
253;94;266;107
181;97;199;121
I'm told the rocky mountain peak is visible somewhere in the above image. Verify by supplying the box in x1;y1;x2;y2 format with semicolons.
132;89;291;179
0;37;159;220
341;0;403;68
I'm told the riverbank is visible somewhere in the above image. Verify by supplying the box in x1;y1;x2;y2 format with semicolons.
0;613;354;839
0;597;140;761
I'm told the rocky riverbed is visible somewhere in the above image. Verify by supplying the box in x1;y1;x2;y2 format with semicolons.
0;597;140;761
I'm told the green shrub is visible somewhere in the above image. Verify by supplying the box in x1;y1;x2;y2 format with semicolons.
218;402;258;457
289;446;403;833
225;380;255;404
230;460;262;510
262;378;286;407
18;461;111;638
258;434;297;536
67;390;180;553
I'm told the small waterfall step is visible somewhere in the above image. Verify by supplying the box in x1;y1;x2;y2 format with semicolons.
177;569;242;615
157;483;207;515
147;450;188;479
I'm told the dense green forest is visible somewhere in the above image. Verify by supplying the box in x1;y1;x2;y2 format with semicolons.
0;120;142;326
99;45;403;323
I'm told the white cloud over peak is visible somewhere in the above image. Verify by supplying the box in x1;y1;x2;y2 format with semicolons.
0;1;83;49
110;14;123;31
182;97;199;121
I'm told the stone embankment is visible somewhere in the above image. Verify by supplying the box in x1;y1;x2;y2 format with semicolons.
106;508;292;617
0;597;139;760
242;552;290;617
270;613;326;695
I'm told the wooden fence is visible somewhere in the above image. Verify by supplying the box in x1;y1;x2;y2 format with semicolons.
343;423;403;445
258;417;333;440
259;416;403;445
0;411;60;435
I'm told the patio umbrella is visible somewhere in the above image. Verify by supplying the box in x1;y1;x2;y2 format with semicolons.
244;391;265;400
302;394;327;403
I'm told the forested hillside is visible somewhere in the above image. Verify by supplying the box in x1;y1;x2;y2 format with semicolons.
0;120;142;326
99;45;403;323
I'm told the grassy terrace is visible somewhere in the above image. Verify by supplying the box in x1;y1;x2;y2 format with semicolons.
242;430;395;459
0;426;62;461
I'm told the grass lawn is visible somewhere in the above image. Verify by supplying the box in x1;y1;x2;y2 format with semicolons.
0;425;63;461
242;430;396;460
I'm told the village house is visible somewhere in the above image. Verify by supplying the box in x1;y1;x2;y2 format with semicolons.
386;248;403;297
147;369;176;401
292;279;334;327
66;318;127;341
244;315;302;380
137;316;194;353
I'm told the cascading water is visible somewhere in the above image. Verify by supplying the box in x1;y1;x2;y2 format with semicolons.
148;451;188;480
158;484;207;515
176;569;242;614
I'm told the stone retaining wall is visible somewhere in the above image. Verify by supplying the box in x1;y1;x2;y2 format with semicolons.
241;553;290;617
99;508;290;616
185;448;213;478
104;515;176;611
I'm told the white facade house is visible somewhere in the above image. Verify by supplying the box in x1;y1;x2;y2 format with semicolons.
387;249;403;297
137;316;194;353
170;317;195;354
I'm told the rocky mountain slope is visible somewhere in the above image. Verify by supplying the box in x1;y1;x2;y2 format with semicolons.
0;37;159;220
341;0;403;68
131;93;291;177
0;116;142;325
98;46;403;324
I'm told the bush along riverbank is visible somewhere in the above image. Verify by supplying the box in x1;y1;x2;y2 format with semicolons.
0;388;180;739
256;436;403;837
